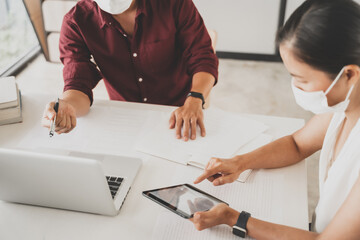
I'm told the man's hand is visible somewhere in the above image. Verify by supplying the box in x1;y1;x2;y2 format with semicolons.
190;203;240;231
169;97;205;141
41;99;77;134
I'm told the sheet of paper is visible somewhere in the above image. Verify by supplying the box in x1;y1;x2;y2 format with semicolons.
136;108;268;165
18;106;156;158
188;133;274;183
151;166;285;240
0;77;17;104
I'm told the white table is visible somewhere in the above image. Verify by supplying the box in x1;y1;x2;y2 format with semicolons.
0;94;308;240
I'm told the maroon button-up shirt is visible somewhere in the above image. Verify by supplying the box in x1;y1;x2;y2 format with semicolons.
60;0;218;106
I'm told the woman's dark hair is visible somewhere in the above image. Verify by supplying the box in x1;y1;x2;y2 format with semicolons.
277;0;360;77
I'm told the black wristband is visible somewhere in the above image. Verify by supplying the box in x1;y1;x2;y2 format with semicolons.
232;211;251;238
187;91;205;109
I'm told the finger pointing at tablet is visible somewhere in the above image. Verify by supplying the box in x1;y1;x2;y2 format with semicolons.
193;157;246;186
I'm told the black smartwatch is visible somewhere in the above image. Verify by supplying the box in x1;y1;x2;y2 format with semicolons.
187;91;205;109
232;211;251;238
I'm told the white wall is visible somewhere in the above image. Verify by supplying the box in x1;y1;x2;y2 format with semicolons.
285;0;305;21
286;0;360;20
193;0;281;55
194;0;360;56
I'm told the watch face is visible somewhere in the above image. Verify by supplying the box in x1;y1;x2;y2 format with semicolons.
233;226;246;238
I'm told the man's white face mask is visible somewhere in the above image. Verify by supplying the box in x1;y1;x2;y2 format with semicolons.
291;67;355;114
95;0;133;15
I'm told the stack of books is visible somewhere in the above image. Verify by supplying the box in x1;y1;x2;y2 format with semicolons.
0;76;23;126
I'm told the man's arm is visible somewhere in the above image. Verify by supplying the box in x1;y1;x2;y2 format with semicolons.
41;12;101;134
169;72;215;140
62;90;91;117
191;72;216;102
169;0;219;141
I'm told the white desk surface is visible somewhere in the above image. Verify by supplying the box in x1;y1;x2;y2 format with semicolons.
0;94;308;240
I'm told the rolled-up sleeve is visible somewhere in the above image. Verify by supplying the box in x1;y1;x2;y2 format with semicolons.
59;15;102;105
174;0;219;84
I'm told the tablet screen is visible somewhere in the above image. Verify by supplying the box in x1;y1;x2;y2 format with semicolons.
143;184;227;219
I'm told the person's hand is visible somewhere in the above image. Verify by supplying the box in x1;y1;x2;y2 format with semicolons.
41;99;77;134
194;157;247;186
169;97;205;141
187;198;215;214
190;203;239;231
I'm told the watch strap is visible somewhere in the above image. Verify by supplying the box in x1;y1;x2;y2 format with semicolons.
232;211;251;238
187;91;205;109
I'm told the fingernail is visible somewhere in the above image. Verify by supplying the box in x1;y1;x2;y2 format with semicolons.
176;135;181;139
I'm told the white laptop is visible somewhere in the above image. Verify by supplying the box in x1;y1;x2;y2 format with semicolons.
0;148;142;216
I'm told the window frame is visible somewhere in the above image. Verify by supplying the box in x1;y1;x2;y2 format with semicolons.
0;0;41;77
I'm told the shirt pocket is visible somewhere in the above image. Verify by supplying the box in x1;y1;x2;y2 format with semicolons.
143;36;178;74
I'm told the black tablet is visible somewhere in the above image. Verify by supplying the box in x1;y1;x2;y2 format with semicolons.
142;184;228;219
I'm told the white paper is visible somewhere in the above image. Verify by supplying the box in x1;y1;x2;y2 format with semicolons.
151;168;285;240
0;77;17;104
188;134;274;183
136;108;268;165
18;106;156;158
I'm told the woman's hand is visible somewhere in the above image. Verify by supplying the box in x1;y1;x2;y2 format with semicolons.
194;157;247;186
190;203;239;231
41;99;77;134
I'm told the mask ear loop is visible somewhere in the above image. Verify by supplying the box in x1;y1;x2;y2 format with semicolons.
344;84;355;101
324;67;346;95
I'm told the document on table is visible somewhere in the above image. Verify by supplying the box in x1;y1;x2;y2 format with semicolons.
18;106;157;157
136;107;269;166
151;167;285;240
188;133;274;183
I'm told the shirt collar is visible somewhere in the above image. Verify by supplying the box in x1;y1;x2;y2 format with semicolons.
136;0;147;17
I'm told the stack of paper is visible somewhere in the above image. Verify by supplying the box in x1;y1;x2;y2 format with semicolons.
0;77;22;126
18;106;156;158
136;108;270;182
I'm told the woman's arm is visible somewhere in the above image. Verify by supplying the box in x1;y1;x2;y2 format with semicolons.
192;174;360;240
195;113;333;186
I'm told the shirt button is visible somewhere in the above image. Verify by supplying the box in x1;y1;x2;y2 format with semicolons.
123;34;127;37
109;22;112;25
143;98;148;102
133;53;138;57
138;78;143;82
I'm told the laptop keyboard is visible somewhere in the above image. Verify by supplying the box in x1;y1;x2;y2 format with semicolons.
106;176;124;199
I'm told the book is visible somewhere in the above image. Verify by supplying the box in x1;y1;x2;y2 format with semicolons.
0;77;23;126
0;76;18;109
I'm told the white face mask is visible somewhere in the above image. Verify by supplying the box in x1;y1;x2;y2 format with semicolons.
95;0;133;15
291;67;355;114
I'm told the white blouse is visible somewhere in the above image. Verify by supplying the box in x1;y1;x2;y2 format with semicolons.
313;112;360;232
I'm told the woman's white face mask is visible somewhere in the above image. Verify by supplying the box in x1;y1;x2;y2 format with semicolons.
291;67;355;114
95;0;133;15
